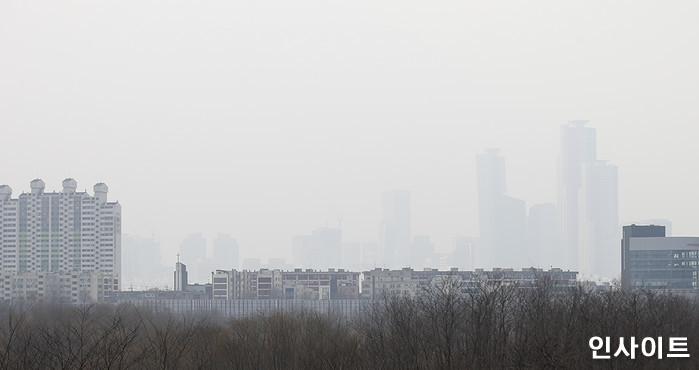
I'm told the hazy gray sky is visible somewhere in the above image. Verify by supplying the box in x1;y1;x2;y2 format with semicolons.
1;1;697;263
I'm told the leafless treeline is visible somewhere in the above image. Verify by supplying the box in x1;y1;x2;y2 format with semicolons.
1;279;698;369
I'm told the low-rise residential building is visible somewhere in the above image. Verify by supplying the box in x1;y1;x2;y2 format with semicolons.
212;268;360;300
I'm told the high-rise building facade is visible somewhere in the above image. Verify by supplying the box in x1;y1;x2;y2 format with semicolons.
557;121;597;270
578;161;619;280
379;190;411;268
410;235;435;269
476;149;526;268
557;121;620;279
0;179;121;301
122;234;168;289
179;232;211;283
292;227;341;269
213;233;239;270
179;232;206;263
451;236;476;271
527;203;558;268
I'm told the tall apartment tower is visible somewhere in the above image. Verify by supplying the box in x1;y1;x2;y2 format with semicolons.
476;149;526;269
557;121;597;270
578;161;619;279
0;179;121;288
379;190;411;268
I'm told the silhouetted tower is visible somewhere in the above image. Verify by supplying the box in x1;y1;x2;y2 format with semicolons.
578;161;619;280
379;190;411;268
213;233;239;270
476;149;526;268
557;121;596;270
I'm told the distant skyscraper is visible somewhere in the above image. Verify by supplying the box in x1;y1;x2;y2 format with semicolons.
179;233;211;283
527;203;558;268
293;227;341;269
476;149;526;268
558;121;597;270
451;236;476;271
213;233;239;270
410;235;435;269
122;234;167;286
380;190;411;268
578;161;619;280
179;233;206;263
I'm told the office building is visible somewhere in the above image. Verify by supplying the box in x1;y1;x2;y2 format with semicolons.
179;233;206;264
213;233;239;270
527;203;558;268
0;179;121;301
410;235;435;269
451;236;476;271
621;225;699;291
379;190;411;268
292;227;341;269
578;161;619;280
476;149;526;268
179;233;215;283
557;121;597;270
122;234;168;289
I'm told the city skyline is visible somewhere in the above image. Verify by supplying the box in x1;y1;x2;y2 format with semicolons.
2;1;698;268
1;2;698;367
0;119;678;283
476;149;526;269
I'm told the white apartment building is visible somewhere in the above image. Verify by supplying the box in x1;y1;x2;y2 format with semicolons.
0;179;121;301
